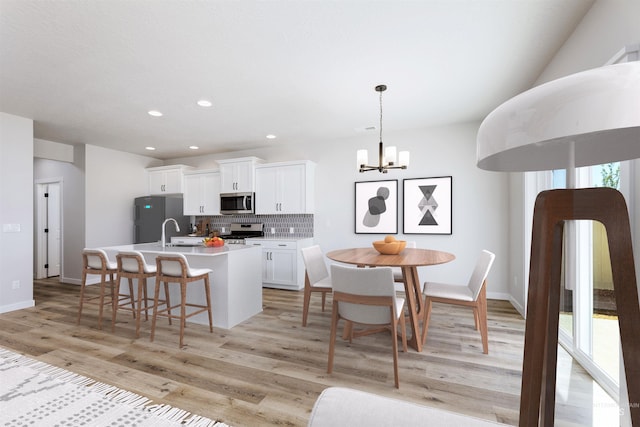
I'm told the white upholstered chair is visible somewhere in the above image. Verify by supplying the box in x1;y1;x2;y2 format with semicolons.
421;249;495;354
328;264;407;388
300;245;333;326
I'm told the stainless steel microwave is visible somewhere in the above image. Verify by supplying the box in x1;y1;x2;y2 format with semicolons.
220;192;254;215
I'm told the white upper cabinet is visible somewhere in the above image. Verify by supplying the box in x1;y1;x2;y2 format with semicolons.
217;157;263;193
183;170;220;215
255;160;316;214
147;165;193;195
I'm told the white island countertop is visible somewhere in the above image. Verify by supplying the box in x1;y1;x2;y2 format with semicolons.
101;242;262;329
107;242;252;256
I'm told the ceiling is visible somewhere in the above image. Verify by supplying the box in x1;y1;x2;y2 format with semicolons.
0;0;594;160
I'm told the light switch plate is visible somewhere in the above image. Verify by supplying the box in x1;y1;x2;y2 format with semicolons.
3;224;20;233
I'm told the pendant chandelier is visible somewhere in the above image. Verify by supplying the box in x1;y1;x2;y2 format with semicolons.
357;84;409;173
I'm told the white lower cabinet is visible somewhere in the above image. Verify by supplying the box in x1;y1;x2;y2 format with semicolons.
247;238;313;290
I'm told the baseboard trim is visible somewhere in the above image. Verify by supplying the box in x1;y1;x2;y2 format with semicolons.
509;295;526;318
0;299;35;314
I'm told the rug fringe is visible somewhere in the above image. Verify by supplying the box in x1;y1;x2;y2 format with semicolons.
0;347;224;426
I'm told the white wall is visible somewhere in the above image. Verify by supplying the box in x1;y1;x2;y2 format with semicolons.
83;145;158;272
171;121;511;299
0;112;34;313
34;145;86;284
34;142;159;285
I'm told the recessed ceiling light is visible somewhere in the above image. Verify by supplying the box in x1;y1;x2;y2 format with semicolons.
148;110;163;117
197;100;212;107
145;146;156;151
266;134;276;139
189;145;199;150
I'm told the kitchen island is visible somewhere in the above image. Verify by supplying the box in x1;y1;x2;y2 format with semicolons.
101;242;262;329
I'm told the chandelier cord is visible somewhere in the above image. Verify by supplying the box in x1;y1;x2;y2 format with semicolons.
379;89;383;143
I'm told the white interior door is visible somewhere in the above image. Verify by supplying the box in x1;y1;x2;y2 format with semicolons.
35;180;62;279
47;182;61;277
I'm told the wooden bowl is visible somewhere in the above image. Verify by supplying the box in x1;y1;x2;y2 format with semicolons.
372;240;407;255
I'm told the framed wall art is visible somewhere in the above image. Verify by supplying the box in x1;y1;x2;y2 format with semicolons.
354;180;398;234
403;176;452;234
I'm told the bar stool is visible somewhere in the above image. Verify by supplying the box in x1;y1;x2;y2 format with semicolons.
78;248;117;329
151;254;213;348
114;251;164;337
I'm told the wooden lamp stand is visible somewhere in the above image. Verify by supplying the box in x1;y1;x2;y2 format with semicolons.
519;187;640;426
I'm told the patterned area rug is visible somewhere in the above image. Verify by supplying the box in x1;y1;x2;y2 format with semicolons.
0;348;228;426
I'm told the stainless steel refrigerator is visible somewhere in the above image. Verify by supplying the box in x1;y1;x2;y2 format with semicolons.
134;196;189;244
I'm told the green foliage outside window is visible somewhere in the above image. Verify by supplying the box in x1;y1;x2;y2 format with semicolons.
600;163;620;189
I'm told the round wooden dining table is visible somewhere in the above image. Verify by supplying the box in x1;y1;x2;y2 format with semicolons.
326;247;455;352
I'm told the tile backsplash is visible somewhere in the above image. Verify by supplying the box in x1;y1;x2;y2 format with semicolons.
199;214;313;239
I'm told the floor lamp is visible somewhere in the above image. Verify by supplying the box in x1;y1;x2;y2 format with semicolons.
477;61;640;426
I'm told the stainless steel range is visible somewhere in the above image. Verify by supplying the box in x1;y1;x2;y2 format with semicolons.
221;223;264;244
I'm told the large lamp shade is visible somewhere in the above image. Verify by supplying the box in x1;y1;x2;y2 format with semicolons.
476;60;640;427
477;61;640;172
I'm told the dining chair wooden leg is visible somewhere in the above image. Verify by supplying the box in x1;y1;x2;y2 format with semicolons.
390;307;400;388
400;310;407;353
477;286;489;354
302;279;312;326
327;300;339;374
321;292;326;311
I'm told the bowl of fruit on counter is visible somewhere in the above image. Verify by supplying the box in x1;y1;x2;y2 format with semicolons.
203;236;224;247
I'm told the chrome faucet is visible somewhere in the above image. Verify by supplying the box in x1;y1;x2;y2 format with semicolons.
161;218;180;248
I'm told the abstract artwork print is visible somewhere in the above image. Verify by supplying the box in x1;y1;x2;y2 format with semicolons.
355;180;398;234
403;176;452;234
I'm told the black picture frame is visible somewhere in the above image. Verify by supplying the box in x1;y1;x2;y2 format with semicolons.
355;180;398;234
403;176;452;234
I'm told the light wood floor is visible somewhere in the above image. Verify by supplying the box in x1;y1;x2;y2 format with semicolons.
0;279;617;426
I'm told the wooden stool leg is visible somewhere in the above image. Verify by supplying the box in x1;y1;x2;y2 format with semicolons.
135;279;144;338
128;277;136;317
111;275;120;332
179;282;187;348
77;270;87;324
164;282;172;325
150;279;161;342
98;272;107;330
142;280;149;321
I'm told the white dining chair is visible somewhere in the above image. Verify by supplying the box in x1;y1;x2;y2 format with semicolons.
300;245;333;326
421;249;495;354
328;264;407;388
